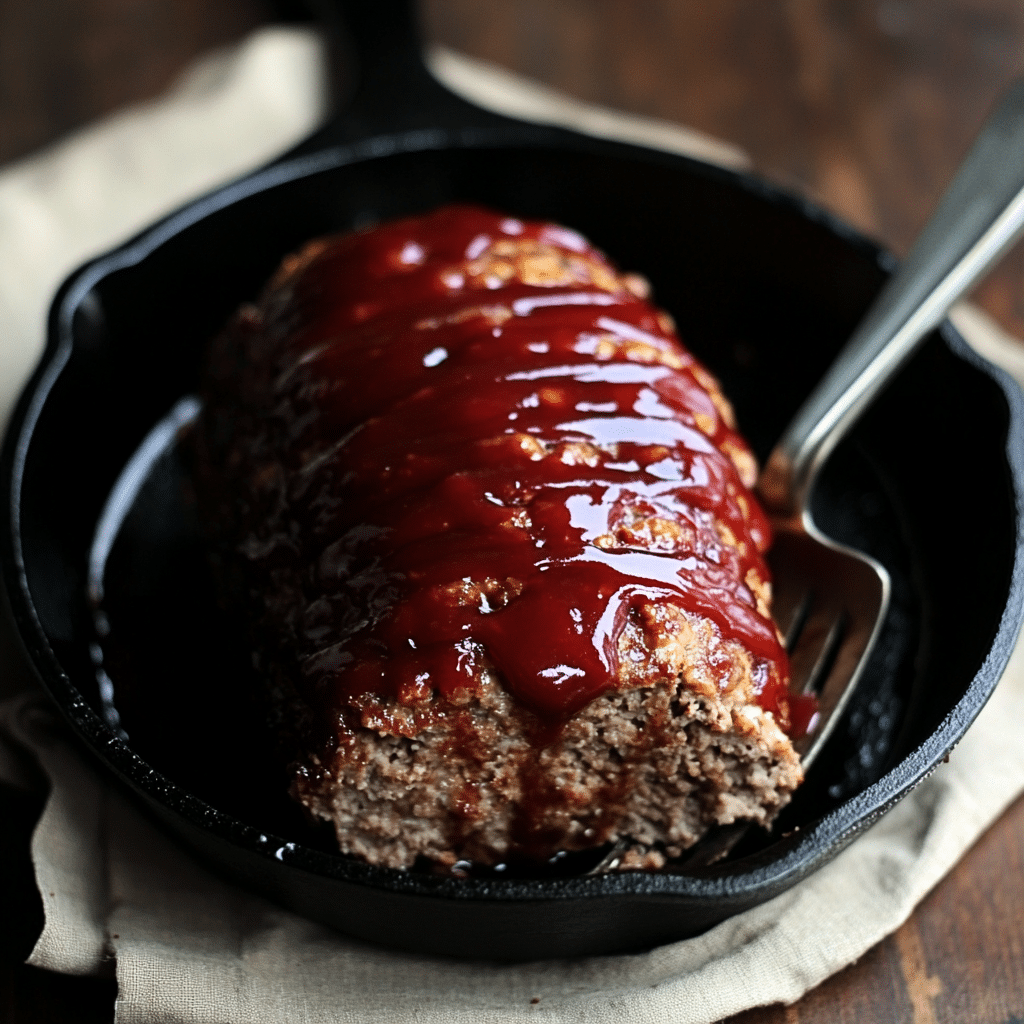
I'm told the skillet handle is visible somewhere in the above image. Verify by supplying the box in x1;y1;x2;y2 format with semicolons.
294;0;510;151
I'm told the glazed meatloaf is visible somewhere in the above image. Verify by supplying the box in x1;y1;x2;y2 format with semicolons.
196;204;804;872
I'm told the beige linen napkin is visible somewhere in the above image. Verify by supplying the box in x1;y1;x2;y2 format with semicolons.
1;26;1023;1024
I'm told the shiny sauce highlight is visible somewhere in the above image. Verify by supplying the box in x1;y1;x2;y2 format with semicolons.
219;205;795;733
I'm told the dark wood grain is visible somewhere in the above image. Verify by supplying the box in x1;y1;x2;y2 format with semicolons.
0;0;272;167
724;792;1024;1023
1;1;1023;1021
423;0;1024;338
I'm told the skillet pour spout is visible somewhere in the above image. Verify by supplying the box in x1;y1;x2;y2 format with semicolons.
2;0;1024;962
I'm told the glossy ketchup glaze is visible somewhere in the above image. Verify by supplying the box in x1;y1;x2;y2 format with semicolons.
207;204;796;738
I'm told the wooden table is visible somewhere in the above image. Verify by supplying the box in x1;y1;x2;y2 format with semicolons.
1;1;1023;1020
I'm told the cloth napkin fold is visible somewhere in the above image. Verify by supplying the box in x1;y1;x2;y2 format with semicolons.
1;26;1023;1024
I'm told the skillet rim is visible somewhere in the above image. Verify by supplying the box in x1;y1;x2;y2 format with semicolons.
3;125;1024;908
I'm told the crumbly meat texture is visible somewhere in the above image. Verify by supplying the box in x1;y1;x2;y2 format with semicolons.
196;205;803;872
293;604;801;870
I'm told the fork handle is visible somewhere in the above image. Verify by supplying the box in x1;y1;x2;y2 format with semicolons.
760;79;1024;516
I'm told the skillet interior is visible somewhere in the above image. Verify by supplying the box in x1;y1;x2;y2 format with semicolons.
5;127;1024;959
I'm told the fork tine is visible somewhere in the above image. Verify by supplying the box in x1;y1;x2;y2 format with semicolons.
785;595;845;695
767;560;809;645
768;523;891;767
800;604;875;765
802;610;847;697
779;589;813;650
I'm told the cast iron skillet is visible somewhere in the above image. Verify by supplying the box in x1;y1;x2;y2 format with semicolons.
4;0;1024;961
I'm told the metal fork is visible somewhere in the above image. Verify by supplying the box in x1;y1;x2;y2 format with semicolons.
590;81;1024;875
760;78;1024;769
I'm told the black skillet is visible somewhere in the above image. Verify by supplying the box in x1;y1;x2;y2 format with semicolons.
3;0;1024;962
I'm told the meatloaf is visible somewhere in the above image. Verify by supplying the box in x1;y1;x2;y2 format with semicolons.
195;204;804;872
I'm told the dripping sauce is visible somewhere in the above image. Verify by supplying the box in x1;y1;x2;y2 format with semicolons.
215;204;799;736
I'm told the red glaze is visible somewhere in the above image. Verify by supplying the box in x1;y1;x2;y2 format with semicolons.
218;205;796;733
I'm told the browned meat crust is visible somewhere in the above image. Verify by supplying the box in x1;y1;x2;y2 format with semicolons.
195;205;802;873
